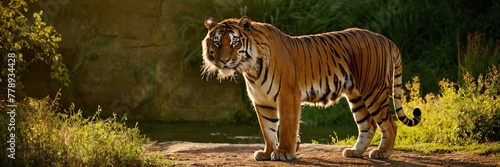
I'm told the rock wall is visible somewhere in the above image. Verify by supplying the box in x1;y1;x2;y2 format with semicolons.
23;0;248;122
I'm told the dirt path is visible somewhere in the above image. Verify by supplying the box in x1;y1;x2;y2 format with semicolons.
151;141;499;166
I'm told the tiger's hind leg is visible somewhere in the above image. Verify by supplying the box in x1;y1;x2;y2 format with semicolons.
367;97;397;159
342;89;377;158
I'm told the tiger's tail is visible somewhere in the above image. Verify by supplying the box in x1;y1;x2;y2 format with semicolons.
392;47;421;127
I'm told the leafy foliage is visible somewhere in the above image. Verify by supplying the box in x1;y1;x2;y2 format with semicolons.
0;0;70;87
0;92;170;166
396;67;500;146
329;69;500;154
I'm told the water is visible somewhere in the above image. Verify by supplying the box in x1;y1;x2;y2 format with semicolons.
131;121;357;144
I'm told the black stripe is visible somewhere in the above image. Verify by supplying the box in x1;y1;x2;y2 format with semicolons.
247;78;255;84
269;127;277;132
371;103;389;117
308;87;317;101
349;96;362;104
356;114;371;124
326;63;332;76
366;90;385;109
261;67;269;86
382;111;390;122
256;58;264;79
352;104;365;113
371;107;381;117
394;73;402;78
332;47;342;59
363;92;373;102
331;93;338;101
262;115;279;123
255;104;276;110
395;107;403;113
319;81;331;104
273;72;282;102
394;84;402;88
266;72;276;95
339;65;348;79
333;75;341;93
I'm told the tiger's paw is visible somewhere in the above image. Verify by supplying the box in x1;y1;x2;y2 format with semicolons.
253;150;271;161
342;148;364;158
271;149;296;161
368;149;392;159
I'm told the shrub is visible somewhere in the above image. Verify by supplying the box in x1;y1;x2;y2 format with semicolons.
331;69;500;155
0;0;70;88
397;67;500;146
0;92;169;166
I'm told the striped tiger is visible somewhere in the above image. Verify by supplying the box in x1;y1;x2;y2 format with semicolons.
201;16;421;161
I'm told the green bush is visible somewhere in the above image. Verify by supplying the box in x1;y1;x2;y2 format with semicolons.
330;70;500;154
301;99;352;126
394;32;500;146
0;0;70;88
396;68;500;146
0;93;169;166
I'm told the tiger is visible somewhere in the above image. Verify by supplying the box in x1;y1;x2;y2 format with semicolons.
201;16;421;161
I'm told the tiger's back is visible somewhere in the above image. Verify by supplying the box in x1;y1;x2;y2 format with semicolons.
202;16;421;161
287;28;398;106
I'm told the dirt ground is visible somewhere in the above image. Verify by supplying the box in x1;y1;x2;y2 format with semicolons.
150;141;499;166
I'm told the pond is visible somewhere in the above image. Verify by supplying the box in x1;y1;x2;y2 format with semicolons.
130;121;358;144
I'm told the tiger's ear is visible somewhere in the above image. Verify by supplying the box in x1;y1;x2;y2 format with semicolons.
239;16;252;30
204;16;217;30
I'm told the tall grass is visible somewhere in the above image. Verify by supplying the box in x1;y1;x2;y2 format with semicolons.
331;69;500;154
399;72;500;146
0;92;169;166
458;32;500;81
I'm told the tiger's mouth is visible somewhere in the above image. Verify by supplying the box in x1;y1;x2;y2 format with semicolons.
214;57;244;78
218;67;236;77
202;53;254;79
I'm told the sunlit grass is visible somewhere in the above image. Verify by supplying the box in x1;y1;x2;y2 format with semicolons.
396;142;500;155
328;68;500;156
0;92;171;166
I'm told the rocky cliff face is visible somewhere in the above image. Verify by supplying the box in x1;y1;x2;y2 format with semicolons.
23;0;248;122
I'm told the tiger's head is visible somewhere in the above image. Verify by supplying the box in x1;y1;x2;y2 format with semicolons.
201;16;259;79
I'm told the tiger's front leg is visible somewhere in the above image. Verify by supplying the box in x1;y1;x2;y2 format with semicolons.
271;91;301;161
253;103;279;161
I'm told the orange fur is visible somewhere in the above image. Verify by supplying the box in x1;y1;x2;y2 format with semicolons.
202;16;421;161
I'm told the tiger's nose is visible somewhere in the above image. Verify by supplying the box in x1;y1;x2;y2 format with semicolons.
220;57;230;64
